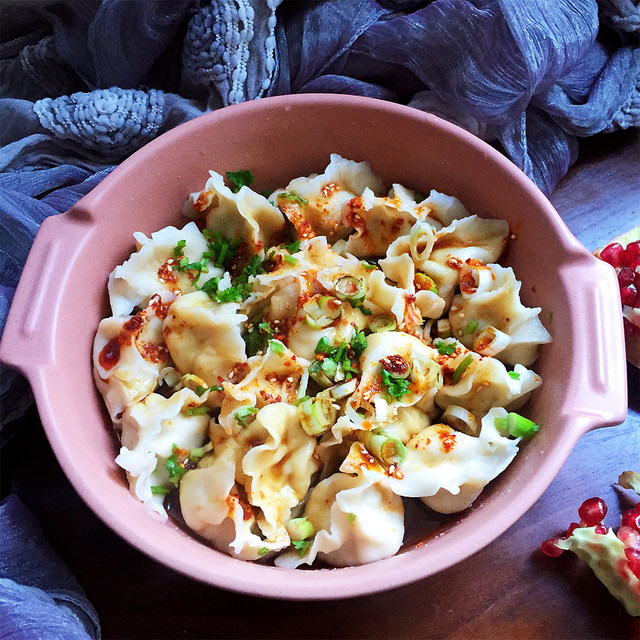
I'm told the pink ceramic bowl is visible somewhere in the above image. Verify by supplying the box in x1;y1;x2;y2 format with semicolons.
0;95;627;600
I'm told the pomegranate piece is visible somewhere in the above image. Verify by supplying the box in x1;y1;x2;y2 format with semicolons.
621;284;638;307
618;266;636;287
578;497;607;526
600;242;626;267
541;537;565;557
625;547;640;580
626;241;640;269
621;506;640;533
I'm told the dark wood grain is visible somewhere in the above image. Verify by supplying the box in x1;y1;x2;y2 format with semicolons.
2;130;639;640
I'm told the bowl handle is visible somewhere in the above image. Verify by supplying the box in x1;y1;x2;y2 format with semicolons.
567;256;628;435
0;209;93;372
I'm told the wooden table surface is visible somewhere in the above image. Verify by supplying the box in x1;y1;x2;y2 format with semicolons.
1;130;639;639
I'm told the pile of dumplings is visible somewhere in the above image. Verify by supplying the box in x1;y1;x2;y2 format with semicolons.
93;155;551;568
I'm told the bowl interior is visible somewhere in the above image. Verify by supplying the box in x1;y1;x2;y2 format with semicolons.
22;95;600;598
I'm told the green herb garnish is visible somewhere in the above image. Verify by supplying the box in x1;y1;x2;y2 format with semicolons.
235;406;259;427
433;340;456;356
185;406;209;416
283;239;301;253
268;339;285;356
347;513;357;524
165;445;187;486
292;540;312;558
151;485;171;495
226;169;255;193
465;320;478;334
380;368;411;400
508;371;521;380
451;354;473;383
494;412;540;440
278;191;308;206
258;547;269;556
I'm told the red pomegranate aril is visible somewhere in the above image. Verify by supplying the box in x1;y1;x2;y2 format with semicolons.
600;243;626;267
618;266;636;287
594;524;609;535
621;507;640;533
624;547;640;580
565;522;581;537
578;497;607;526
617;526;640;550
620;284;638;306
541;537;565;557
626;241;640;266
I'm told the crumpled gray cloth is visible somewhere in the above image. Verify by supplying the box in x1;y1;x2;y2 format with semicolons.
0;494;100;639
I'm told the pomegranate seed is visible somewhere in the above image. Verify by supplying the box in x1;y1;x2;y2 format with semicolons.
578;497;607;526
624;317;640;337
617;526;640;550
625;241;640;268
621;507;640;533
541;537;565;557
620;284;638;306
565;522;581;537
624;547;640;580
618;266;636;287
600;243;626;267
594;524;608;535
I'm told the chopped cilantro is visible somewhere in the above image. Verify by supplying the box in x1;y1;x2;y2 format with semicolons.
189;447;205;464
315;336;331;354
278;191;308;206
235;406;259;427
347;513;357;524
226;169;255;193
292;540;312;558
172;239;186;258
351;330;367;357
433;340;456;356
380;368;411;401
201;230;242;269
243;317;272;356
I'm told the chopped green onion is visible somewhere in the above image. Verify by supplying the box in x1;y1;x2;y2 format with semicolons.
165;445;187;486
258;547;269;556
268;339;285;356
292;540;311;558
442;405;479;437
494;412;540;440
415;272;438;294
284;254;299;266
188;447;206;464
370;316;397;333
320;358;338;380
451;354;473;383
297;396;336;436
361;260;377;271
329;378;358;400
235;406;259;427
335;275;367;303
195;385;208;396
305;296;341;329
151;485;171;495
185;406;209;416
508;371;521;380
348;513;357;524
434;339;456;356
294;395;311;407
285;517;314;541
465;320;479;334
358;430;406;465
226;169;255;193
308;361;334;388
278;191;308;206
